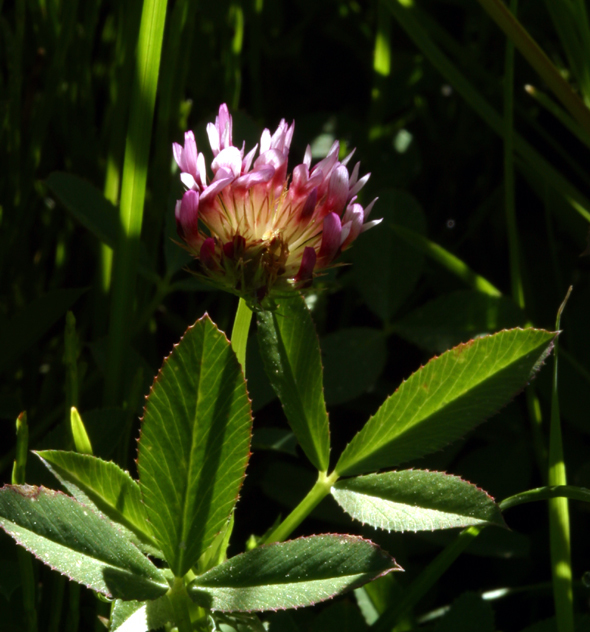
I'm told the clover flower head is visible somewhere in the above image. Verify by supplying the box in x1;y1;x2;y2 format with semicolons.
173;104;381;307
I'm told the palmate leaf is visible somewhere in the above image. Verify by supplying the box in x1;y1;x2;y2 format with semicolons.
257;294;330;471
188;535;400;612
331;470;505;532
335;328;556;476
0;486;168;601
35;451;160;556
138;315;252;577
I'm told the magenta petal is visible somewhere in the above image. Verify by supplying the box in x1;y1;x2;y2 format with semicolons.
200;238;216;268
363;198;378;220
294;247;317;284
176;190;199;239
299;188;318;221
318;212;342;263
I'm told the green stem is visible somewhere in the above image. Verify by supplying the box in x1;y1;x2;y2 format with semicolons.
263;470;339;544
231;298;253;372
501;484;590;511
476;0;590;138
371;525;483;632
168;577;193;632
548;288;574;632
104;0;169;405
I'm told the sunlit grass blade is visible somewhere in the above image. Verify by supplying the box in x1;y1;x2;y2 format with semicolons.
104;0;169;405
390;224;501;297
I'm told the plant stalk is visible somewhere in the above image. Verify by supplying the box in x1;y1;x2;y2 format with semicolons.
548;288;574;632
231;298;253;372
263;470;339;544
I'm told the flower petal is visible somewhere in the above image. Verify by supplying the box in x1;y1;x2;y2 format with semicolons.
294;246;317;285
212;146;243;177
318;212;342;263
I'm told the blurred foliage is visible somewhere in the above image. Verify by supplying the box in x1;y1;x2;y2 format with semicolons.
1;0;590;630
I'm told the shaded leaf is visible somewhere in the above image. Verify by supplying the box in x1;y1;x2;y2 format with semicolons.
0;486;167;600
257;294;330;471
188;535;400;612
45;172;155;279
335;329;556;476
433;592;495;632
353;189;425;322
391;291;525;353
332;470;505;532
138;315;252;576
252;428;298;456
0;288;86;373
36;451;159;555
321;328;387;405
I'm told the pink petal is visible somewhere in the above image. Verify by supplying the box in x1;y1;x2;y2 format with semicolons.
318;212;342;263
303;145;312;168
363;198;378;220
183;131;198;175
212;146;242;177
207;122;220;156
325;165;349;214
349;172;370;199
172;142;184;169
260;128;271;153
217;103;232;149
180;172;197;190
361;218;383;233
200;176;233;201
341;148;356;167
234;166;275;189
242;144;258;173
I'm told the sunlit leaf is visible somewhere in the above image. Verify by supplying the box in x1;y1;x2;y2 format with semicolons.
138;315;252;576
332;470;505;532
335;329;556;476
188;535;400;612
36;451;159;555
0;486;167;600
257;294;330;471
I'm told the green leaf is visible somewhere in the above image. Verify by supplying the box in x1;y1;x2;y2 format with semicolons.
332;470;505;532
188;535;400;612
109;596;173;632
252;428;298;456
257;294;330;471
335;328;556;476
46;172;119;249
137;315;252;577
45;172;154;280
352;189;426;322
0;485;168;600
0;288;86;373
35;451;159;555
322;328;388;406
391;291;525;353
